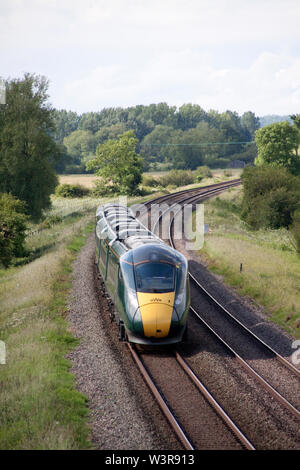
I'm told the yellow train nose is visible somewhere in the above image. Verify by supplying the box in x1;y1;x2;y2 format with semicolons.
137;292;175;338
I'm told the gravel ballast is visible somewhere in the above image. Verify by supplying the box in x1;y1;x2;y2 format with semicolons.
67;233;180;450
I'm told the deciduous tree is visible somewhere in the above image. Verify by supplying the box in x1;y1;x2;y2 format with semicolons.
0;73;60;219
86;130;143;195
255;122;300;174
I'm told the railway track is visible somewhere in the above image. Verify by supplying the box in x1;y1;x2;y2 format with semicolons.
166;193;300;419
131;180;300;449
127;342;255;450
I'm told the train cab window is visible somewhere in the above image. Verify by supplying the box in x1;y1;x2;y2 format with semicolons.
134;262;175;293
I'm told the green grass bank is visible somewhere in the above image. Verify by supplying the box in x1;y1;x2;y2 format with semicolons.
197;187;300;339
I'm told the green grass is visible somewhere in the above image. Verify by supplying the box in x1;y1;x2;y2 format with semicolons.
197;187;300;338
0;219;95;449
0;190;165;449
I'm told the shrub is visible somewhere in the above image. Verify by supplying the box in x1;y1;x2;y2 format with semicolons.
142;175;160;187
194;165;213;180
241;166;300;229
38;214;63;230
290;210;300;253
55;184;90;198
0;193;28;267
90;181;118;197
158;170;195;187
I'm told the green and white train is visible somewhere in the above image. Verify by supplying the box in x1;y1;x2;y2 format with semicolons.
95;203;190;345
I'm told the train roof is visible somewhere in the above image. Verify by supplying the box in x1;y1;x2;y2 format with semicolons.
96;203;164;251
121;242;186;267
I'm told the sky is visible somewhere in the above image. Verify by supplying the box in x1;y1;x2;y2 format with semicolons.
1;0;300;116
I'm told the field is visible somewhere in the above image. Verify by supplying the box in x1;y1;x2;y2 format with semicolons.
198;187;300;338
0;189;164;449
58;168;242;190
59;174;98;188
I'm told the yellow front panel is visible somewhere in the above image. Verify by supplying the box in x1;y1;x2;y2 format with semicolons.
137;292;175;338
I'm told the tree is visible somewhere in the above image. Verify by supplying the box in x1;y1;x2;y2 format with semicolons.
255;122;300;174
241;111;260;139
86;130;143;195
0;74;60;219
241;166;300;229
0;193;28;267
177;104;207;130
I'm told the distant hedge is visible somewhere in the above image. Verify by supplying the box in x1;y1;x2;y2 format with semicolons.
55;184;90;198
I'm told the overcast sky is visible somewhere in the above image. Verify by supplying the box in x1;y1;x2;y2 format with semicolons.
1;0;300;115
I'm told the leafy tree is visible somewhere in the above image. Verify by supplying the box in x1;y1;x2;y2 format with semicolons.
86;130;143;195
241;111;260;139
52;109;81;144
291;113;300;130
177;104;206;130
255;122;300;174
0;74;60;219
241;166;300;229
63;129;97;161
140;125;177;165
0;193;28;267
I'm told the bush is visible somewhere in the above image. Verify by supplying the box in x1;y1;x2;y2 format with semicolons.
241;166;300;229
38;214;63;230
158;170;195;187
90;181;118;197
55;184;90;198
194;165;212;180
142;175;160;187
290;210;300;253
0;193;28;267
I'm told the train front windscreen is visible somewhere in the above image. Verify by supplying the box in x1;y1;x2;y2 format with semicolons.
134;262;175;293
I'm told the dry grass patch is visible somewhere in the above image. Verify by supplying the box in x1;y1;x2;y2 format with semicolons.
198;187;300;338
59;174;98;188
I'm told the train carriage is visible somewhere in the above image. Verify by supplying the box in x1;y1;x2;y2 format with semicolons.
95;203;190;345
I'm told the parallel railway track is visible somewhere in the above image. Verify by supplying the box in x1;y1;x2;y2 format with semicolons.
166;193;300;420
130;180;300;449
127;342;255;450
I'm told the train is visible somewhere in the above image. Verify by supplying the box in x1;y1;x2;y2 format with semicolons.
95;203;190;345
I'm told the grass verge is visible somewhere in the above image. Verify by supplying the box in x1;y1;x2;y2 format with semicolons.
197;187;300;339
0;209;95;449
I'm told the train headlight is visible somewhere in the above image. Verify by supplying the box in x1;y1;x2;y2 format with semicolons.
175;292;185;306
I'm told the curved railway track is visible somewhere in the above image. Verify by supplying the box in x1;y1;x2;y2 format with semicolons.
165;192;300;418
130;180;300;449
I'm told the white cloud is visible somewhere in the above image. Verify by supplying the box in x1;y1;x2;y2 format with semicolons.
1;1;300;114
59;50;300;115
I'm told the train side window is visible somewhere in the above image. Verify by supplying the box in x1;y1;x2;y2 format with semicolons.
100;240;107;266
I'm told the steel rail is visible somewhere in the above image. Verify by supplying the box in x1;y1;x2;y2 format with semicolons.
168;187;300;378
174;350;255;450
143;178;241;208
188;271;300;377
189;305;300;420
137;180;258;450
152;181;240;236
165;186;300;419
127;343;194;450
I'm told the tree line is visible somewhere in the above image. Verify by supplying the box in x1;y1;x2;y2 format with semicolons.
53;104;260;173
1;72;300;267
